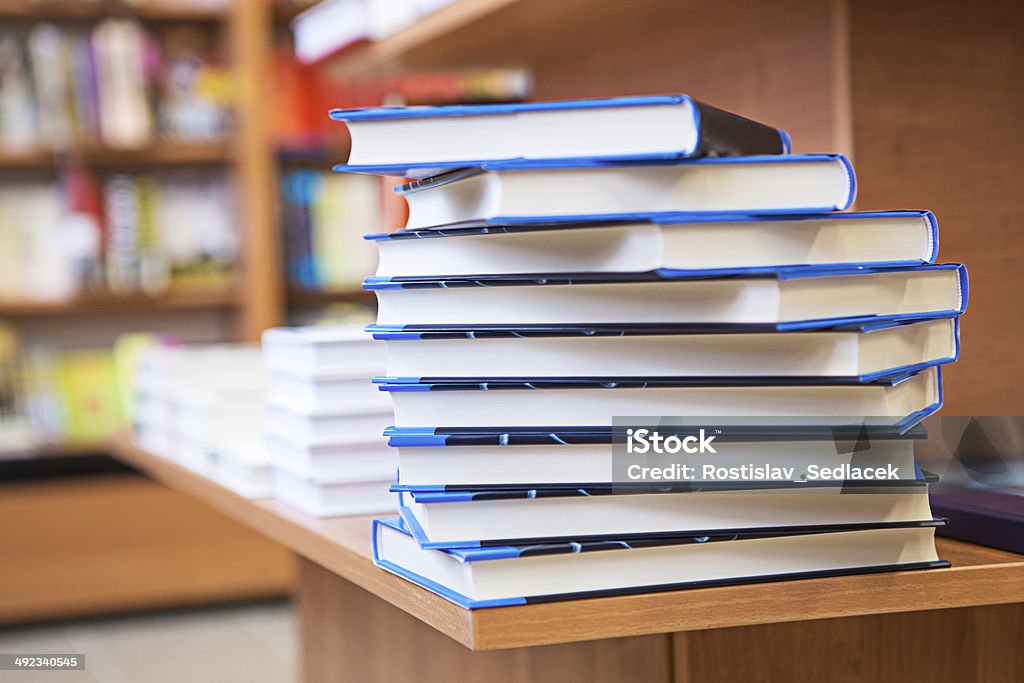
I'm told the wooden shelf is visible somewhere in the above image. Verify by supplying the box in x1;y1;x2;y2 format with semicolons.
0;141;232;169
287;287;376;308
276;145;348;168
272;1;317;23
0;288;238;317
323;0;524;75
0;0;228;22
0;440;107;461
108;433;1024;651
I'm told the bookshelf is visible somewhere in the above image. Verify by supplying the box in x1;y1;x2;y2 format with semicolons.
0;142;232;169
0;0;287;625
0;288;238;316
0;1;228;22
287;287;375;308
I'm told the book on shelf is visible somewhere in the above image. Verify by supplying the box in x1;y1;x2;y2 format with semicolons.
395;484;937;549
270;370;391;414
92;19;153;149
0;338;128;449
370;211;938;278
379;366;942;430
386;424;925;490
373;517;946;608
271;466;395;517
280;170;381;292
347;155;855;223
132;344;270;474
206;433;273;499
268;432;395;481
156;25;233;142
367;264;967;330
0;30;39;151
1;18;231;153
930;487;1024;555
262;323;398;516
374;318;959;383
272;37;531;150
0;167;235;302
262;324;385;372
331;94;791;168
265;395;392;444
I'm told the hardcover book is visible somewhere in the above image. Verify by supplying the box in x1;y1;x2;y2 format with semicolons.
366;264;968;331
386;155;855;229
331;94;790;172
370;211;938;278
379;366;943;431
374;318;959;383
395;484;936;549
373;516;946;608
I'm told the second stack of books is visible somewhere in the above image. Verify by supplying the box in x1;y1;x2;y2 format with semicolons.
262;325;396;516
330;94;968;607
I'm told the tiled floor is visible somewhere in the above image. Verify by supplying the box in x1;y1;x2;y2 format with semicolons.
0;601;297;683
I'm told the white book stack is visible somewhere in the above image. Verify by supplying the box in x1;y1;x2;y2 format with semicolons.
262;325;397;517
132;345;266;492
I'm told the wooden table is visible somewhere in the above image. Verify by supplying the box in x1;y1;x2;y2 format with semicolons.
108;435;1024;682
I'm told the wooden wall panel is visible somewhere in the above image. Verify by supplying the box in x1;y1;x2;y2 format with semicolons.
0;475;292;625
405;0;851;154
849;0;1024;414
674;604;1024;683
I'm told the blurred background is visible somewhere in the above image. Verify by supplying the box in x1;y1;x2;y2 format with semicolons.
0;0;1020;681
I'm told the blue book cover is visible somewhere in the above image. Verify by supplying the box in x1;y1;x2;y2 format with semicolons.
383;423;929;448
331;94;790;176
365;263;967;333
393;467;936;497
372;516;949;609
367;316;960;339
365;210;939;273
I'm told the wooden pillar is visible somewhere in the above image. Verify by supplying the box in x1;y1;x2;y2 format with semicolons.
229;0;283;341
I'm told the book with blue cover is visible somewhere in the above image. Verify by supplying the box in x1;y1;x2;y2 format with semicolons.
366;264;968;331
369;211;938;277
394;482;938;550
374;318;959;383
372;516;947;608
379;365;943;433
386;423;927;490
331;94;790;174
386;155;855;229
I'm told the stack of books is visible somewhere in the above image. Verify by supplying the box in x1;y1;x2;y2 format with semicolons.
261;325;397;516
329;94;969;608
131;343;269;497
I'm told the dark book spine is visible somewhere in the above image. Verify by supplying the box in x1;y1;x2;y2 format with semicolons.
692;99;789;156
930;491;1024;555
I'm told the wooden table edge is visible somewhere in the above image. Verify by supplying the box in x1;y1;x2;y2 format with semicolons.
107;433;1024;651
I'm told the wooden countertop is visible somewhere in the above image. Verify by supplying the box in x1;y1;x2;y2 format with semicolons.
108;434;1024;651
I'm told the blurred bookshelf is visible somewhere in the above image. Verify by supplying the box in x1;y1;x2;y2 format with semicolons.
287;287;374;308
0;0;289;624
0;141;232;168
0;1;228;23
0;288;237;317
